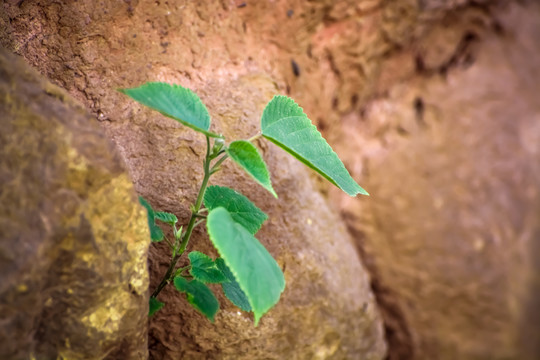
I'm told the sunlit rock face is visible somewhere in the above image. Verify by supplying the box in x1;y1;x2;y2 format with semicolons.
0;2;387;359
2;0;538;359
0;47;149;359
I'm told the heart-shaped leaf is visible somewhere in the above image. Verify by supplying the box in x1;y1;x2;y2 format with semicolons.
261;95;368;196
154;211;178;226
204;185;267;234
206;207;285;325
149;297;164;317
119;82;222;138
227;140;277;198
139;196;164;242
174;277;219;322
216;258;252;312
189;251;227;284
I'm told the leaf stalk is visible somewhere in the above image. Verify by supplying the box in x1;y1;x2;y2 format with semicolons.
151;136;215;298
247;133;262;142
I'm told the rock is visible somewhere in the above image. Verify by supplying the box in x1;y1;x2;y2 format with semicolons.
0;47;149;359
144;0;539;358
144;76;387;359
6;0;533;359
325;2;540;359
0;2;387;359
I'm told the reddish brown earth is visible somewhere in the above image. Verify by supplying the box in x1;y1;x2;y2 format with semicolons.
1;0;539;359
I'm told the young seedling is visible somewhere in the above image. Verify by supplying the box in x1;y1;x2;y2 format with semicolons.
120;82;368;325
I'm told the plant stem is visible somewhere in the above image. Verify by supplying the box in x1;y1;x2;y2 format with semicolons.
151;136;214;298
210;154;229;174
247;132;262;142
173;265;191;278
163;236;174;250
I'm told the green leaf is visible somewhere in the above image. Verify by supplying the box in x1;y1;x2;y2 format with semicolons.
261;95;368;196
149;297;164;316
206;207;285;325
154;211;178;226
216;258;252;312
227;140;277;198
204;185;267;234
139;196;164;242
174;277;219;322
189;251;227;283
119;82;222;138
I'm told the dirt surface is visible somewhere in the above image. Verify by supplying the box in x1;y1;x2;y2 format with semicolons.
2;0;539;358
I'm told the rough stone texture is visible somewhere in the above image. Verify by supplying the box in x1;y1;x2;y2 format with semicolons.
322;2;540;359
0;2;387;359
2;0;539;359
0;48;149;359
144;76;385;359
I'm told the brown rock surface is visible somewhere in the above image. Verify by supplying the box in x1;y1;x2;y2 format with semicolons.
142;76;386;359
0;48;149;359
0;2;387;359
322;2;540;360
2;0;539;359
